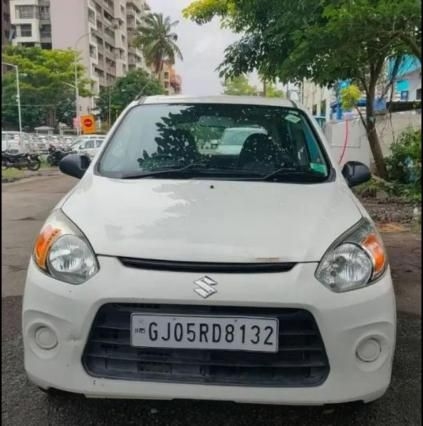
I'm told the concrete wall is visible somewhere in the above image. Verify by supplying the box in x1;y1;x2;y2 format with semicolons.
324;111;421;168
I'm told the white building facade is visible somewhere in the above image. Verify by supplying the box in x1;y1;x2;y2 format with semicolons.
10;0;150;115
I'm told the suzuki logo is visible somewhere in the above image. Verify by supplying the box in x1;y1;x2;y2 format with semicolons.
193;276;218;299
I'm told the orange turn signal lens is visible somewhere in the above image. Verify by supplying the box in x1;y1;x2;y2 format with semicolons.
33;225;62;270
362;233;386;278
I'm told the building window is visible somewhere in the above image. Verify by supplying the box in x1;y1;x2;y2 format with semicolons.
88;8;95;24
312;104;317;115
39;6;49;20
400;90;409;101
320;100;326;117
164;72;169;79
40;24;51;38
89;45;96;59
416;88;421;100
16;5;37;19
20;24;32;37
164;81;169;88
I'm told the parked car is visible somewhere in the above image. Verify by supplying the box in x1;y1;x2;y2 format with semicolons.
1;131;31;153
24;95;395;406
71;135;105;158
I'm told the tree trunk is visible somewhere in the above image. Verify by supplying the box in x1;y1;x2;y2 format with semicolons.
263;79;267;97
47;108;54;128
365;79;388;179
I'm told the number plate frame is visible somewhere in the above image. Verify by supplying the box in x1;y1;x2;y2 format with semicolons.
130;313;279;353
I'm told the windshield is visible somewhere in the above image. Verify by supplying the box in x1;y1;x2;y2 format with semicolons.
98;103;331;182
220;127;267;146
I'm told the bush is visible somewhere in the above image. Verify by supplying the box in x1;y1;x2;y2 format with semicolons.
386;128;421;186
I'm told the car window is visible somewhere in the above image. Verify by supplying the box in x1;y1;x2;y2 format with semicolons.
96;140;103;147
98;103;330;182
85;140;95;149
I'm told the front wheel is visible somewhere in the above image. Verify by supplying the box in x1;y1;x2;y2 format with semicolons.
27;159;41;171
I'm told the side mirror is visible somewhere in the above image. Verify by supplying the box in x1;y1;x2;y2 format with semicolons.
59;154;91;179
342;161;371;187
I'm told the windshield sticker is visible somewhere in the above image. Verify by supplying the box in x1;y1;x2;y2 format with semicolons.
310;163;328;174
285;114;301;124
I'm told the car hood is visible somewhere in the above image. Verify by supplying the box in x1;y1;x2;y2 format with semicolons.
62;175;362;263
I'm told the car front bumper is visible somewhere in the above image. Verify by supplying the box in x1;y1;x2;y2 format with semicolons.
23;256;396;405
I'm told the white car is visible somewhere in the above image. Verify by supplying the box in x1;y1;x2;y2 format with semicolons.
71;135;105;159
23;95;396;405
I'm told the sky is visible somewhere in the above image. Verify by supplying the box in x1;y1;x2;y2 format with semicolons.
151;0;241;95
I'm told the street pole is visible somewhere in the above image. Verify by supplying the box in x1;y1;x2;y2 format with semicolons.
15;65;22;135
2;62;22;134
108;86;111;128
74;52;80;135
74;33;90;136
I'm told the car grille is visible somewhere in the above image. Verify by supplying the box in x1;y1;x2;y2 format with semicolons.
82;304;329;387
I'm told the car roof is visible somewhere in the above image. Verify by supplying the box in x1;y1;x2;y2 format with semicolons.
76;134;105;139
139;95;297;108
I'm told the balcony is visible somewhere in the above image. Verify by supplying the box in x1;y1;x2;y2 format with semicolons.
127;0;142;13
104;48;115;60
126;16;136;30
128;55;137;66
103;31;115;45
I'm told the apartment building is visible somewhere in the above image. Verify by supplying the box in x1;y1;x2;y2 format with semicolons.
2;0;11;47
160;60;182;95
126;0;148;72
302;80;334;121
9;0;149;114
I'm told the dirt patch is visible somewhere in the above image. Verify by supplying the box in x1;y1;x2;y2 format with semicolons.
360;197;418;225
382;231;421;317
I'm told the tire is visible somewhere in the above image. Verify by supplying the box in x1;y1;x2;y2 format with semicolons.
46;155;54;166
27;159;41;171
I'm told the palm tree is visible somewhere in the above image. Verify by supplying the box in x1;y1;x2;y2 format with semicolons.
133;13;183;80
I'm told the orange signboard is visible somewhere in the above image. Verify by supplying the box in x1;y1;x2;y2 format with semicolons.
80;115;96;134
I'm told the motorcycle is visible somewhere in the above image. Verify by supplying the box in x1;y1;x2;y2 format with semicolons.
46;145;69;167
2;151;41;171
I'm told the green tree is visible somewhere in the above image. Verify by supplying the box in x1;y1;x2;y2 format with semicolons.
132;12;183;79
2;46;91;130
95;69;164;125
265;83;285;98
184;0;420;178
222;75;257;95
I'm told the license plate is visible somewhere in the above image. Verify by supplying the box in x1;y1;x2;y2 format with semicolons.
131;314;279;353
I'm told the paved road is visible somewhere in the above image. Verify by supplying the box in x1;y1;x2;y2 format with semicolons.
2;174;421;425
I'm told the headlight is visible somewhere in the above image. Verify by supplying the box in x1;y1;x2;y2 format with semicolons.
33;209;98;284
315;218;387;292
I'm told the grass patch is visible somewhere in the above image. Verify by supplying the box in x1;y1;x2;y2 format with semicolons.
1;168;25;182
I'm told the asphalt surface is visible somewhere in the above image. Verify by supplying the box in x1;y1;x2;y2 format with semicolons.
1;173;422;425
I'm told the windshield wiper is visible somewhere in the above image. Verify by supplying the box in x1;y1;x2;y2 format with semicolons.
120;163;210;179
120;163;263;179
261;167;328;183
